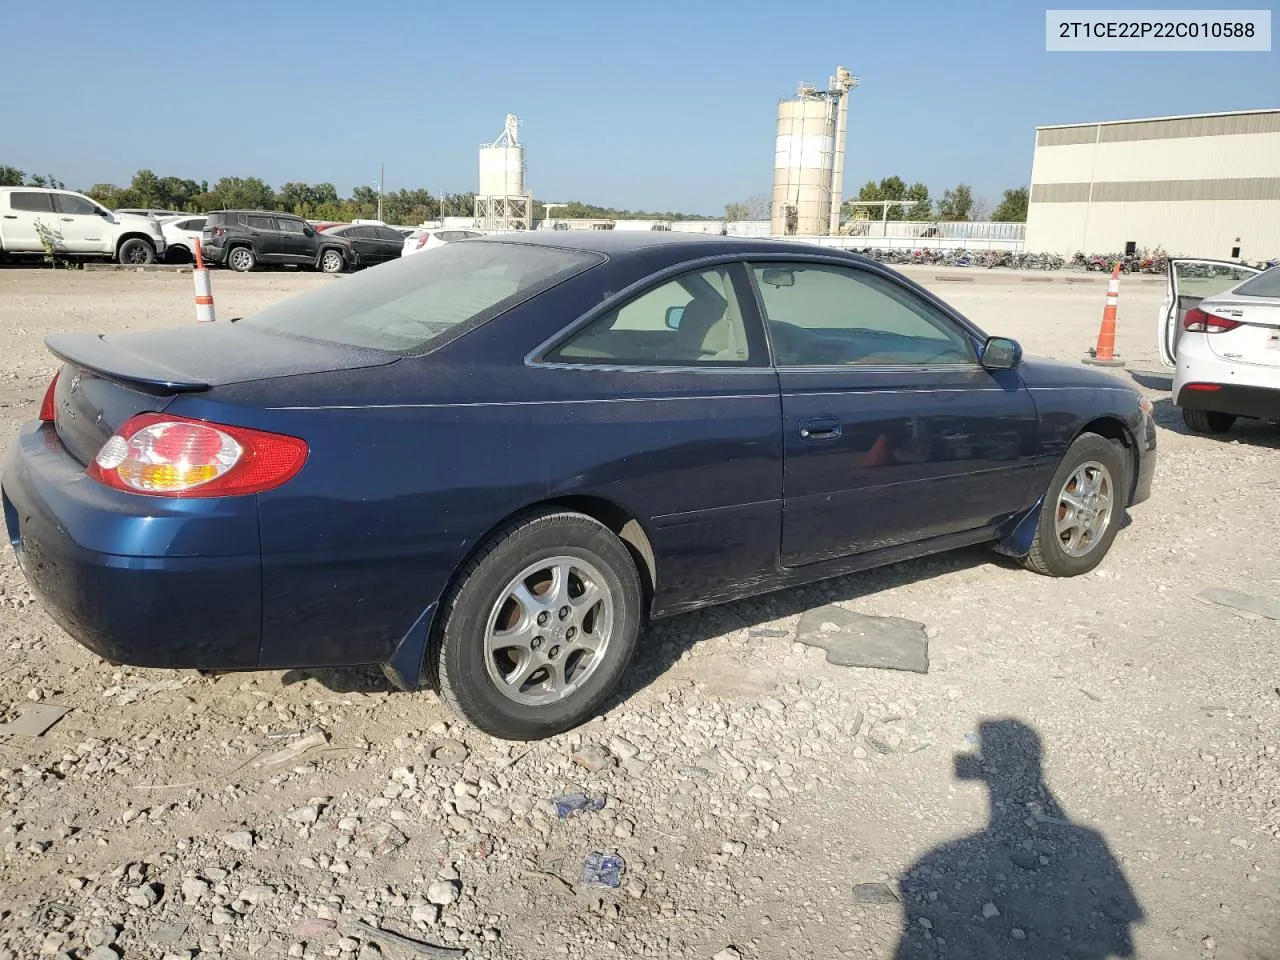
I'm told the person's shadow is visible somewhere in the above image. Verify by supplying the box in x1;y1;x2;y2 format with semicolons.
894;719;1145;959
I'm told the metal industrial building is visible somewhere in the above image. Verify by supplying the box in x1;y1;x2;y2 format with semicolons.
1024;109;1280;259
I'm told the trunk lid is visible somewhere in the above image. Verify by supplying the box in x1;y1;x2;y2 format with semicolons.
1201;297;1280;369
46;324;397;465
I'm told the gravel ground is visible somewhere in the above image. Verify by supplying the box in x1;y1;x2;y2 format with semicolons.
0;267;1277;960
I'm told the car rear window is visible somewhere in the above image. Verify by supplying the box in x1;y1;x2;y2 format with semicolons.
1232;266;1280;299
238;241;603;356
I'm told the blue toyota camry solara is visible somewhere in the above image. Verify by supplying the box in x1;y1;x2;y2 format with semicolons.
2;233;1155;739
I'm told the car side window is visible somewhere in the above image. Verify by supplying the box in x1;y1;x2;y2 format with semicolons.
277;219;306;235
9;192;54;212
181;218;205;231
549;266;753;366
246;215;274;230
749;263;977;366
53;193;99;215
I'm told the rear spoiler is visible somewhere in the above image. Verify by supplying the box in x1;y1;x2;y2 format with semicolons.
45;333;211;393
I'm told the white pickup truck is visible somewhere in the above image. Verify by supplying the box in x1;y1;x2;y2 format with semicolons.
0;187;167;265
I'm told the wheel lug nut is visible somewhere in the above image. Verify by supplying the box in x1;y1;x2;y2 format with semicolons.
548;645;560;659
531;636;543;650
536;612;549;627
566;627;577;640
559;606;570;620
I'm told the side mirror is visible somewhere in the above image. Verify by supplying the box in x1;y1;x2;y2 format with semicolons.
665;305;684;330
303;226;315;237
981;336;1022;370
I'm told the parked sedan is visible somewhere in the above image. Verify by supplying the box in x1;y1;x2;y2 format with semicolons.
322;223;405;267
157;214;207;263
3;234;1155;740
401;227;484;256
1157;259;1279;433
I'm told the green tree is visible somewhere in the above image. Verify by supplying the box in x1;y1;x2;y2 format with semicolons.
991;186;1029;222
937;183;975;221
26;173;65;189
86;183;134;208
0;165;23;186
724;201;749;221
206;176;275;211
904;181;932;220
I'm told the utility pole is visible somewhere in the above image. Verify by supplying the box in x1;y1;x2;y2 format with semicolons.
376;162;384;222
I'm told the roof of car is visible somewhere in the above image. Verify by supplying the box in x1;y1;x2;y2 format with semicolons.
476;230;868;263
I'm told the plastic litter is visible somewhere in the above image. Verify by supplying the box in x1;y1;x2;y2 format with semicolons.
579;852;625;888
552;792;606;818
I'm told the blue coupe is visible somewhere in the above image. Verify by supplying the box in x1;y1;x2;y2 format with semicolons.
2;233;1155;739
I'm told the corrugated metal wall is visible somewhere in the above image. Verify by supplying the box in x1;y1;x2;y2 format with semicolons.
1025;111;1280;256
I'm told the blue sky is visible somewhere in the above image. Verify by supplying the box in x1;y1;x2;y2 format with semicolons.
3;0;1275;214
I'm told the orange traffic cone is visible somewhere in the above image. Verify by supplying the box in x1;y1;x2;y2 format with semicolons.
192;237;216;323
1083;262;1123;367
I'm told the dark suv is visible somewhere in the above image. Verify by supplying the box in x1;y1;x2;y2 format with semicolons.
201;210;356;273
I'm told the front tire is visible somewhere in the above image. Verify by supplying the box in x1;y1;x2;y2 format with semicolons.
117;238;156;266
1182;408;1235;434
1023;433;1128;577
432;511;643;740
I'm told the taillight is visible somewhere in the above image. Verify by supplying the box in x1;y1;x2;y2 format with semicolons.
415;234;430;249
38;373;60;422
1183;307;1241;334
210;227;225;237
87;413;308;498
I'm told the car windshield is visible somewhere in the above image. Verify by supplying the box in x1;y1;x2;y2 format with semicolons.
238;240;603;356
1232;266;1280;299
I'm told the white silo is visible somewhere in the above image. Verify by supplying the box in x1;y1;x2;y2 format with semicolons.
770;67;859;236
479;114;525;196
475;114;532;230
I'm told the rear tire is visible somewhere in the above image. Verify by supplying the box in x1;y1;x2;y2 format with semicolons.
319;248;345;274
227;246;255;272
431;510;643;741
166;245;191;264
1182;408;1235;434
117;238;156;266
1023;433;1128;578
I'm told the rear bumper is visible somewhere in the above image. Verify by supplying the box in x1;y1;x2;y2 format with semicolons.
2;422;262;669
1176;383;1280;421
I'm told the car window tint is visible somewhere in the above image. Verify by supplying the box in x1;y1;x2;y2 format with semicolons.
181;218;206;231
53;193;98;215
1232;265;1280;298
277;219;307;235
9;192;54;212
377;227;402;242
550;266;752;366
750;263;975;366
239;241;601;356
246;215;274;230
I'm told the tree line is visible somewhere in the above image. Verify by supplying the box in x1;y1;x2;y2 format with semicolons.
0;165;718;224
723;181;1029;224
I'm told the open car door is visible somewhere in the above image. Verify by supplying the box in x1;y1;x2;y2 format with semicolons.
1158;259;1262;367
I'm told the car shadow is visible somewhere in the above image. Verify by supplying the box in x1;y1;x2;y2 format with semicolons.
891;718;1145;958
606;544;1000;709
1126;369;1172;391
1153;397;1280;448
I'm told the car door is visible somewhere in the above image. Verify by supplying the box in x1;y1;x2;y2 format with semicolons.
274;217;314;264
244;214;281;261
1158;259;1263;367
374;226;405;262
540;261;781;611
51;192;111;253
2;190;55;251
748;259;1039;567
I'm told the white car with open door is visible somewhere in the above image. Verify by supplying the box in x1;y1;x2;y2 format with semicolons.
1157;259;1280;434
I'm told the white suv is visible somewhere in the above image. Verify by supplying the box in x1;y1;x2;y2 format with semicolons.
0;187;167;265
1158;258;1279;433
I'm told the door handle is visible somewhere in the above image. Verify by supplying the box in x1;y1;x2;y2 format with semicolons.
2;215;16;219
799;417;842;440
61;217;74;222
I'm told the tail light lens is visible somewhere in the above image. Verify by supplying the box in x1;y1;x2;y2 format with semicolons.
415;233;431;249
1183;307;1241;334
87;413;308;497
210;227;225;237
38;373;60;422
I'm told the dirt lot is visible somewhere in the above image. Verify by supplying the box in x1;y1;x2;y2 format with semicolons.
0;267;1277;960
